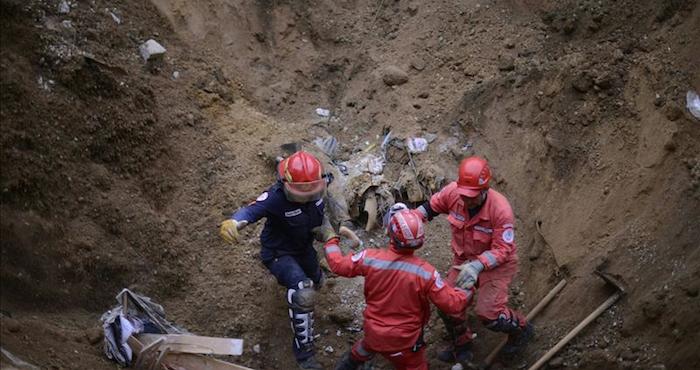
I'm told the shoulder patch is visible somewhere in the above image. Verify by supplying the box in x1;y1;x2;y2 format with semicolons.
503;228;515;244
351;250;366;263
434;270;445;289
256;192;269;202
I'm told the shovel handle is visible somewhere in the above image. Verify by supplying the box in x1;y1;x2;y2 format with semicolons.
528;291;622;370
484;279;567;367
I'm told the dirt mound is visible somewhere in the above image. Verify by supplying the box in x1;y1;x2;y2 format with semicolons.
1;0;699;369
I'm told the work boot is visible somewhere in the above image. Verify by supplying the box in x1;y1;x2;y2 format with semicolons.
335;350;364;370
298;355;323;370
437;342;473;363
502;322;534;356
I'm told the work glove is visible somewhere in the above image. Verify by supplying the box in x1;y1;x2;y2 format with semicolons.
220;219;247;244
455;260;484;290
312;215;337;242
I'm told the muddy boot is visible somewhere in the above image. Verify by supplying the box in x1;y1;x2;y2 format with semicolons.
335;350;364;370
501;322;534;356
298;355;322;370
437;342;473;363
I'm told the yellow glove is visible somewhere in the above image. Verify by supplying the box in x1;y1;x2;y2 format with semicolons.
220;219;240;244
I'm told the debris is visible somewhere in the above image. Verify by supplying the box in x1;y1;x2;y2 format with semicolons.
4;318;21;333
381;65;409;86
406;137;428;153
314;136;338;157
253;344;261;353
139;39;166;62
315;107;330;117
324;345;334;353
498;57;515;71
109;11;121;25
450;363;463;370
172;71;180;79
0;347;40;370
58;1;70;14
410;58;426;71
686;90;700;119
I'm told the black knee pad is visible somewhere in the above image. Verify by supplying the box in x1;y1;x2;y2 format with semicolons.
288;279;316;312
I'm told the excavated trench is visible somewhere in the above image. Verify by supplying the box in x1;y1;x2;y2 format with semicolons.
1;0;699;369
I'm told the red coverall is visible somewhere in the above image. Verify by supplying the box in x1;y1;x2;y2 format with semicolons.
324;238;471;370
428;183;526;341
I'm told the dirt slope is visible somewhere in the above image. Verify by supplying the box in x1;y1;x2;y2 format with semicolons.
1;0;699;369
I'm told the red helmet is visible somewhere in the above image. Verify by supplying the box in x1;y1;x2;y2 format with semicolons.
457;156;491;197
277;151;326;203
388;209;425;249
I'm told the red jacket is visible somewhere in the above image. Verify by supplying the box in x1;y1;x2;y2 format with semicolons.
323;239;470;352
429;183;517;269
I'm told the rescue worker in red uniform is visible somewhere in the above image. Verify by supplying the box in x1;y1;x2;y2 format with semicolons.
322;207;472;370
416;156;534;362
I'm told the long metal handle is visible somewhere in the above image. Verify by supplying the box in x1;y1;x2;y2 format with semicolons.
528;291;621;370
484;279;567;366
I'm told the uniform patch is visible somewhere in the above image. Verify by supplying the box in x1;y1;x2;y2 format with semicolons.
256;192;269;202
503;228;515;243
284;209;302;217
351;250;366;263
434;270;445;289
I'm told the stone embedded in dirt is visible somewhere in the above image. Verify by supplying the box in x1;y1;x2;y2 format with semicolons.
329;308;354;326
410;59;426;71
139;39;167;62
548;356;564;368
381;66;409;86
498;57;515;71
572;73;592;93
407;3;419;16
58;1;70;14
85;327;103;344
253;344;261;353
664;104;683;121
620;349;638;361
4;318;21;333
418;92;429;99
593;71;616;90
504;38;516;49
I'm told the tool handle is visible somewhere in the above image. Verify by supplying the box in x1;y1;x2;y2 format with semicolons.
528;292;621;370
484;279;567;366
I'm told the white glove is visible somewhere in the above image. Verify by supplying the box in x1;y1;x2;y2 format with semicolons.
455;260;484;289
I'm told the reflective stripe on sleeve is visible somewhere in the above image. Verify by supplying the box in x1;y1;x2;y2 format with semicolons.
363;257;432;280
481;251;498;268
325;245;341;254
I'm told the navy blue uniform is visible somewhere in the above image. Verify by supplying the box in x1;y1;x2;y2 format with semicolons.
231;182;324;362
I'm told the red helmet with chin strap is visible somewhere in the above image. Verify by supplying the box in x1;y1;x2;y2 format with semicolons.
457;156;491;197
277;151;326;203
388;209;425;249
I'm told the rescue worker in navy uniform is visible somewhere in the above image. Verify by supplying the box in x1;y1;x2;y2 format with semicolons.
219;150;331;370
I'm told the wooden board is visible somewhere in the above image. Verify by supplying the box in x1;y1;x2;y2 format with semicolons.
137;334;243;356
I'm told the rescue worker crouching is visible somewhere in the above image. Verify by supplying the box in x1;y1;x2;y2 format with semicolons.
219;150;332;370
322;205;473;370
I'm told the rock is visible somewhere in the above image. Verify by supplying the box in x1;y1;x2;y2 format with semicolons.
548;356;564;368
620;349;638;361
324;345;334;353
58;1;70;14
504;38;516;49
613;49;625;62
407;3;419;16
572;73;592;93
253;344;261;353
381;66;409;86
329;308;354;326
664;104;683;121
682;284;699;297
418;92;429;99
498;57;515;71
85;327;103;345
593;71;616;90
139;39;167;62
410;58;426;71
4;318;21;333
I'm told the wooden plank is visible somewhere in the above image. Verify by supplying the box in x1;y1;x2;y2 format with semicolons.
137;334;243;356
163;353;254;370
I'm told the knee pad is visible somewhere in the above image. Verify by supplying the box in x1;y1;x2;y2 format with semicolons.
287;279;316;312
